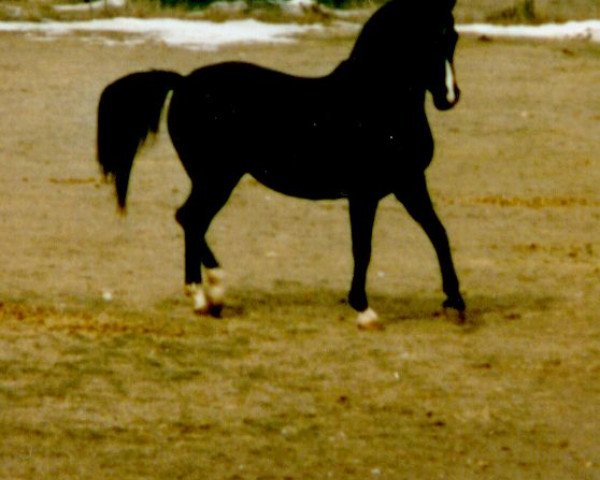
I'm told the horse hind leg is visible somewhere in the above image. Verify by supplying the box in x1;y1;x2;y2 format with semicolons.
348;196;384;330
176;202;212;316
176;178;239;317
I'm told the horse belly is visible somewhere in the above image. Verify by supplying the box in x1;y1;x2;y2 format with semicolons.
240;104;356;199
248;150;351;200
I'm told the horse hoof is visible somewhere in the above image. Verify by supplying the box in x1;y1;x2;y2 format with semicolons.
443;307;467;325
356;308;385;331
208;304;223;318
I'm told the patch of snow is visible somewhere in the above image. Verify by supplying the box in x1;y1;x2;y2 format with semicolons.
205;0;248;14
457;20;600;43
280;0;319;15
0;17;322;50
0;16;599;51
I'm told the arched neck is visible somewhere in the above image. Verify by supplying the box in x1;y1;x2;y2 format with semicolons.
330;58;428;105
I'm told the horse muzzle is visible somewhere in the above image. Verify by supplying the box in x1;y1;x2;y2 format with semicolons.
431;58;460;111
433;85;461;111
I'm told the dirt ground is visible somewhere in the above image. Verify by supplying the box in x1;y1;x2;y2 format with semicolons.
0;24;599;480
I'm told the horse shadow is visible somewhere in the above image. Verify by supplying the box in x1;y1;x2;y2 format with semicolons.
156;285;558;332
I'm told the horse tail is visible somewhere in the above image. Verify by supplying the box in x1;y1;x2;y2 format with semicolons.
97;70;183;211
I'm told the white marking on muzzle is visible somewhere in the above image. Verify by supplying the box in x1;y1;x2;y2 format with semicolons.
445;60;457;104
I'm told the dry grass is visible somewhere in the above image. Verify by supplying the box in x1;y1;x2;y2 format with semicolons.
2;298;598;479
0;17;599;480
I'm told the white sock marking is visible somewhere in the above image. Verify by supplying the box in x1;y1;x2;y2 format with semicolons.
205;268;226;306
186;283;209;314
356;307;380;329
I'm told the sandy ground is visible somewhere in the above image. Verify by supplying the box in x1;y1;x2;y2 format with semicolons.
0;27;599;479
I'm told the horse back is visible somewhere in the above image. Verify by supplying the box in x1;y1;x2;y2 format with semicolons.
168;61;434;200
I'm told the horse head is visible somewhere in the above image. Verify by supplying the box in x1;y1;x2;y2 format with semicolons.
348;0;461;111
423;1;461;111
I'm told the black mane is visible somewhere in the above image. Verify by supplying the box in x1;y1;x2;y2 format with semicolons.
349;0;457;67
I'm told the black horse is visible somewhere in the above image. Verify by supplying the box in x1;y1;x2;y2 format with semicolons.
97;0;465;328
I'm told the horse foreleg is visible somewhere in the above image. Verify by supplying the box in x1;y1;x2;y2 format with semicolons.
396;174;465;316
348;196;383;330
